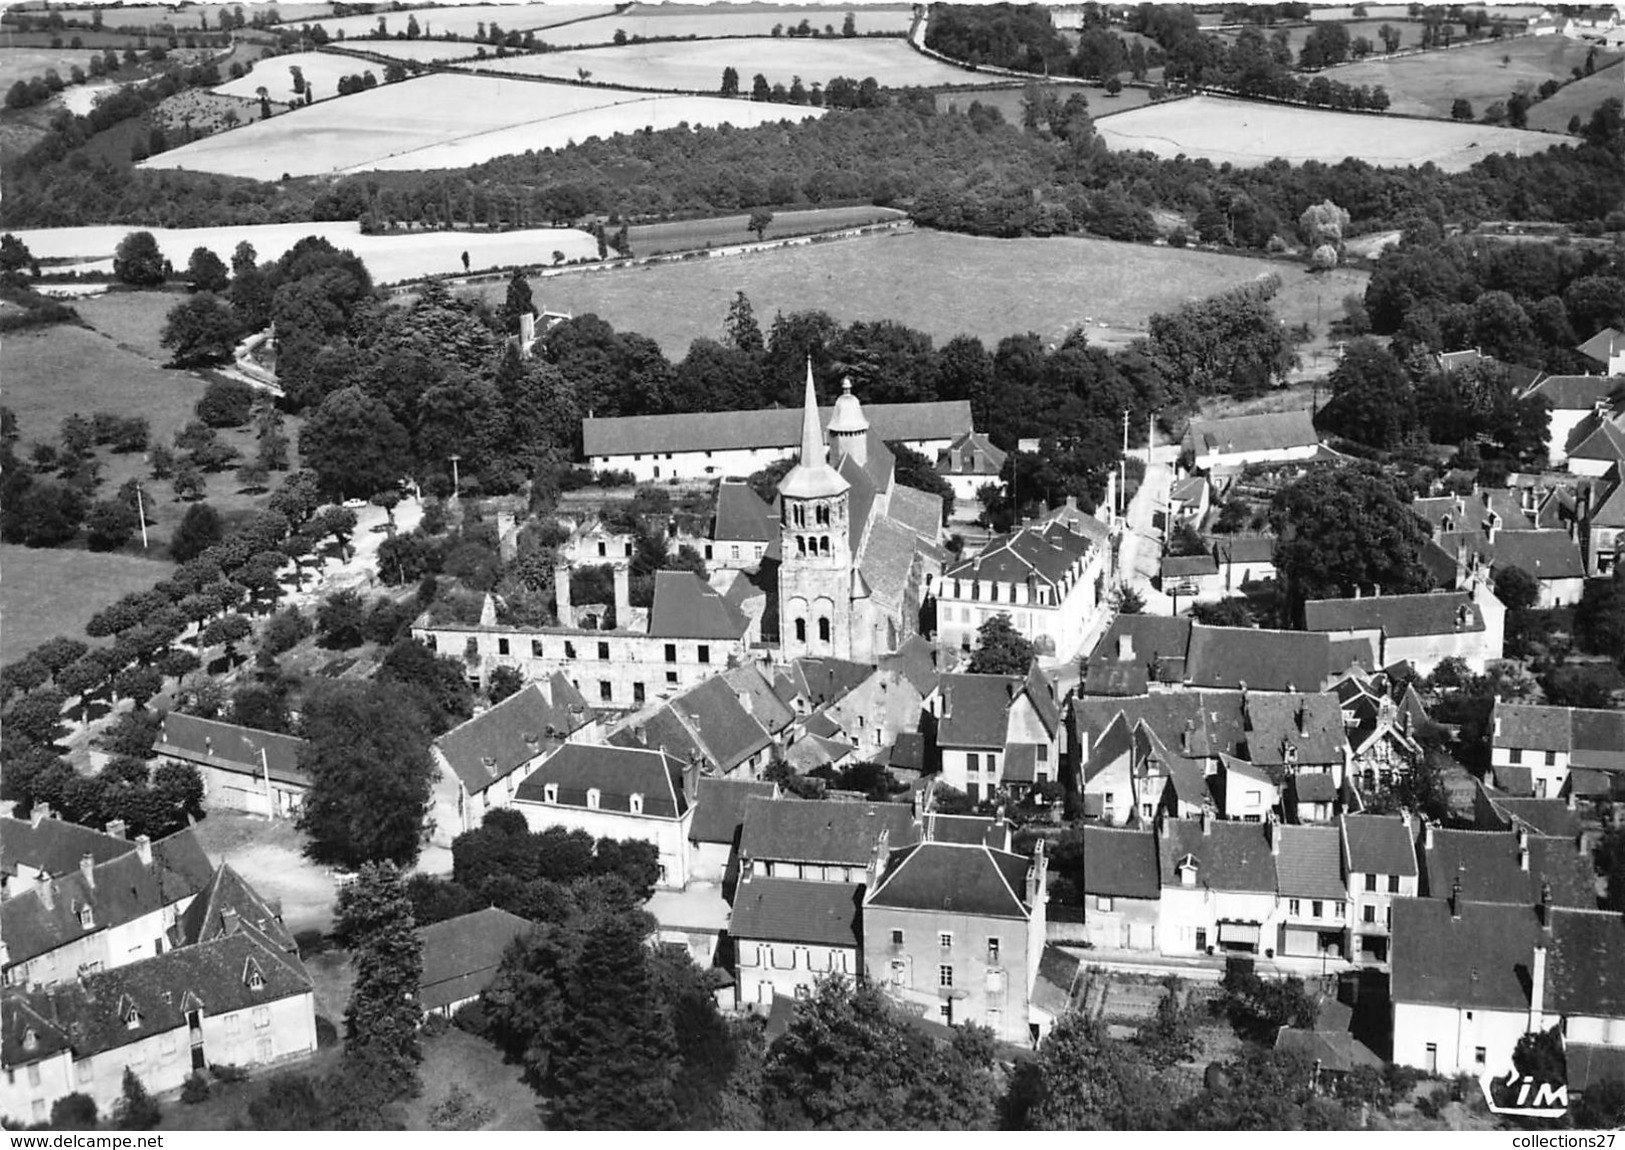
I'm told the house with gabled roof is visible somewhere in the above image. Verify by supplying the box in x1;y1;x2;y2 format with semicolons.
1184;410;1320;472
862;832;1049;1044
738;795;919;884
1525;367;1623;464
152;713;309;821
936;431;1007;524
513;744;695;888
1157;813;1281;958
1576;327;1624;375
1471;783;1582;840
1332;668;1425;791
417;907;535;1019
821;656;933;763
1078;824;1160;951
1578;462;1625;577
688;777;778;883
611;674;776;782
1273;824;1349;959
1216;755;1279;823
1304;588;1505;676
731;875;862;1008
1;810;134;899
1341;813;1418;963
929;667;1062;802
705;477;778;570
1418;823;1597;911
428;677;596;847
1491;699;1625;801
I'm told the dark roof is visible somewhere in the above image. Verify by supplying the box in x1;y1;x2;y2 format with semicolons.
1275;824;1346;899
923;812;1003;848
722;664;797;736
1573;709;1625;771
582;400;973;457
2;987;72;1067
712;478;776;542
1187;410;1318;457
1568;1043;1625;1093
1568;419;1625;463
739;796;918;866
647;570;750;640
1083;825;1160;899
0;816;135;882
2;829;215;967
1291;772;1339;803
433;678;590;793
886;732;926;774
793;657;874;709
886;483;945;542
1304;591;1482;638
1275;1028;1384;1075
1528;372;1620;409
1170;475;1208;503
1390;897;1538;1010
730;878;862;948
1243;693;1348;768
944;520;1094;587
1211;535;1277;565
689;777;778;845
937;673;1020;750
610;704;705;764
1083;661;1149;697
1487;797;1582;839
1074;690;1248;763
1158;818;1277;894
514;744;687;817
1032;944;1083;1017
936;431;1006;476
867;843;1032;919
1494;700;1571;752
417;907;535;1013
173;864;297;954
1490;530;1587;581
1162;553;1219;578
1545;908;1625;1017
669;676;773;772
155;713;308;786
879;634;940;697
1088;614;1192;671
1422;828;1597;909
1186;624;1338;693
1340;814;1418;877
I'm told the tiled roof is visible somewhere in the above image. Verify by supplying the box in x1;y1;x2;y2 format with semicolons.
1032;945;1083;1017
1275;1028;1384;1074
1211;535;1278;565
1243;693;1347;768
1390;897;1538;1010
867;843;1032;919
739;796;918;867
793;657;874;709
722;664;797;736
887;483;945;541
1568;1044;1625;1093
690;777;778;845
154;713;308;786
514;744;687;817
610;704;705;764
172;864;297;954
669;675;773;773
1;987;71;1067
1573;708;1625;771
923;813;1004;849
937;673;1020;750
1421;828;1597;909
1004;743;1039;784
1304;591;1481;638
1590;468;1625;528
1034;498;1112;546
1567;418;1625;463
936;432;1006;477
0;816;135;882
1082;825;1160;899
582;400;973;458
647;570;750;640
730;877;862;948
885;731;926;774
1493;700;1570;751
1187;410;1318;457
1170;475;1208;503
1162;554;1218;578
879;634;939;697
1527;373;1621;410
1075;690;1248;763
1158;818;1277;894
711;478;777;542
1291;772;1339;803
417;907;535;1013
944;520;1094;586
1484;795;1582;839
1082;661;1149;697
1341;814;1417;877
1088;614;1193;670
434;678;590;794
858;515;923;613
1185;624;1338;693
1545;908;1625;1017
1490;530;1587;581
1275;824;1345;899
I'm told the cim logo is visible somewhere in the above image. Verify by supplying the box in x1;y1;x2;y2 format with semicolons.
1479;1068;1570;1119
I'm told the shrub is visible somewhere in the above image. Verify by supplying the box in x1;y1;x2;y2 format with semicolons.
114;1068;160;1129
421;1011;451;1038
48;1093;97;1130
210;1062;250;1084
451;1000;488;1035
196;377;255;427
427;1083;493;1131
181;1072;211;1104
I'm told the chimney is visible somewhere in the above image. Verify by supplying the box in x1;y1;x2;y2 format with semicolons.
37;873;53;910
1201;807;1212;836
220;907;240;936
1118;632;1134;661
941;685;953;720
1493;711;1502;738
1530;942;1548;1025
1538;881;1553;930
1268;818;1279;856
1296;702;1308;738
1519;843;1530;872
79;853;95;889
1424;822;1435;851
135;835;152;866
30;802;51;828
1181;720;1193;755
1026;836;1047;908
105;819;126;840
204;734;213;757
1372;583;1381;598
866;826;891;889
1577;831;1587;859
1485;513;1499;545
1450;874;1462;918
635;725;648;747
613;562;631;626
1353;585;1362;599
553;562;573;628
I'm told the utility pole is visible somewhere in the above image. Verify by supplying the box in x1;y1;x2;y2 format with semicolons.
135;484;149;550
1120;408;1129;518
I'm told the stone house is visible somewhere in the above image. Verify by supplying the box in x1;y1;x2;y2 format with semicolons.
152;714;309;821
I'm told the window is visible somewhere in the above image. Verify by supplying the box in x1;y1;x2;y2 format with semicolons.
497;637;510;656
544;783;558;804
531;639;545;657
794;618;807;643
256;1037;273;1061
598;641;610;660
27;1063;42;1088
1335;901;1345;918
564;641;576;659
1037;745;1048;762
891;929;904;946
586;788;600;809
987;938;1000;962
1289;899;1301;916
633;682;645;705
1362;905;1376;923
697;645;710;665
731;545;740;560
1544;750;1556;767
1475;1047;1487;1066
666;671;678;685
1096;895;1114;912
78;905;94;928
664;643;677;663
253;1006;270;1029
630;794;643;815
1509;749;1522;764
1311;900;1323;919
1246;790;1261;805
939;932;953;949
598;541;608;557
818;617;831;643
1388;874;1401;893
1364;874;1377;892
967;753;980;773
939;965;953;988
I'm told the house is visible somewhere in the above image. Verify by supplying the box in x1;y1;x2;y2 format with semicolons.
936;516;1111;665
1577;327;1625;375
929;667;1061;801
563;514;635;566
1578;462;1625;576
1341;813;1419;963
428;677;595;847
1332;669;1425;790
1156;814;1280;958
1160;553;1223;605
862;834;1049;1044
1;826;215;989
737;795;919;883
730;875;862;1007
612;674;777;781
1273;824;1349;960
1490;700;1625;800
416;907;535;1019
0;869;315;1122
1286;773;1341;824
821;654;932;760
1241;691;1349;791
1413;490;1588;607
1168;475;1210;523
0;811;138;899
1418;823;1597;910
1564;412;1625;478
151;713;309;820
688;777;778;883
1210;535;1277;595
581;397;972;483
1524;373;1622;466
512;744;695;889
1184;624;1362;693
1216;755;1279;823
1304;587;1505;676
1183;410;1319;472
1077;824;1160;951
704;478;777;570
936;432;1007;523
1471;783;1583;840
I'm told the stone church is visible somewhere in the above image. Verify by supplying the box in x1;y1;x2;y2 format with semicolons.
777;365;947;664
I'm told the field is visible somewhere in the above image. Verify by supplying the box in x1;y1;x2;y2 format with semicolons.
1325;35;1620;119
87;3;336;31
1095;95;1560;170
512;227;1368;360
627;204;906;254
210;48;383;102
534;2;916;48
13;220;600;283
323;38;492;63
1526;59;1624;132
463;36;981;90
0;546;176;660
297;3;618;41
933;82;1157;125
0;46;104;88
1213;18;1461;55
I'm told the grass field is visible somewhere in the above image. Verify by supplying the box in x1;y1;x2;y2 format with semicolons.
1325;35;1619;119
511;227;1368;361
322;38;492;63
536;2;915;47
933;82;1157;125
298;3;618;41
88;2;335;31
628;204;906;254
71;288;189;361
0;46;103;88
1213;18;1465;55
1526;59;1623;132
465;36;981;90
1095;95;1560;170
211;48;384;102
0;545;176;659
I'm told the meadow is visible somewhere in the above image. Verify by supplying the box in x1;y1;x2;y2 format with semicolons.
87;3;335;30
463;36;981;90
1212;18;1462;55
298;3;618;41
627;204;906;255
1324;35;1619;119
512;227;1368;360
533;2;915;48
0;546;177;660
322;38;491;63
0;46;104;88
1094;95;1560;171
1526;59;1623;132
933;82;1157;125
211;48;380;102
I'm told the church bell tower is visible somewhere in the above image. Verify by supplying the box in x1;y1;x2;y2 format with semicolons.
777;362;852;659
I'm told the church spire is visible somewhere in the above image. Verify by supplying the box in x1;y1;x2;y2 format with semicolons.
778;357;849;501
799;357;823;467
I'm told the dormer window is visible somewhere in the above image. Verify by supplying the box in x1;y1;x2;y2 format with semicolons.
586;788;601;810
77;904;94;929
22;1027;37;1052
243;957;265;991
544;783;558;804
630;793;643;815
119;995;140;1030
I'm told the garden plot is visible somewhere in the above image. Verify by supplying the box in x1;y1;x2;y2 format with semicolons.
463;37;979;91
1095;95;1560;171
342;93;825;172
138;71;642;177
210;48;379;102
535;3;916;48
297;4;618;40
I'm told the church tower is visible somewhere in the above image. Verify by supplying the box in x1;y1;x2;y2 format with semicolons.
827;376;869;468
778;362;853;660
